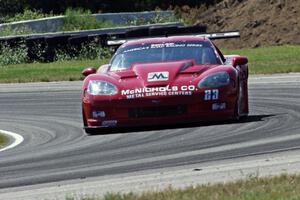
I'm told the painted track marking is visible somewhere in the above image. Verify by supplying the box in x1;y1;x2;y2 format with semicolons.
0;130;24;152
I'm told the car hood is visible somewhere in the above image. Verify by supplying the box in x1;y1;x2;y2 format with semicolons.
108;60;218;87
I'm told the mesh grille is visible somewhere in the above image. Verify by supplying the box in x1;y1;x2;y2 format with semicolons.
129;105;187;118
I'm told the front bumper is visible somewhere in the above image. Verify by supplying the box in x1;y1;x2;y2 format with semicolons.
82;88;237;129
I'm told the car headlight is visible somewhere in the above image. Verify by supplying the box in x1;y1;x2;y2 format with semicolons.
198;72;230;88
87;80;118;95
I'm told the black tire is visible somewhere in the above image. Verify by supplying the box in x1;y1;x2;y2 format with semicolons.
234;78;243;121
234;80;248;121
82;107;87;127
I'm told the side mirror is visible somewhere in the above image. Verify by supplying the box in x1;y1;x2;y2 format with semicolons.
232;57;248;67
82;67;97;77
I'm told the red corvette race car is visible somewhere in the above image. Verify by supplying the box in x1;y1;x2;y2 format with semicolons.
81;30;248;134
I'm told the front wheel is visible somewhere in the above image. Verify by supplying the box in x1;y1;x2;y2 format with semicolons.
234;80;248;121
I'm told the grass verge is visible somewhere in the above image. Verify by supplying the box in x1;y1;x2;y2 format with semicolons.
0;133;9;148
223;45;300;74
1;45;300;83
66;173;300;200
0;59;109;83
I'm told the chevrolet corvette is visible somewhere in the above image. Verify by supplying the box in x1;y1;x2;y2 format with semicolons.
81;31;248;134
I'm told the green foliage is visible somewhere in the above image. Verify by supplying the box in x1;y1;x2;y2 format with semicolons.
54;42;114;62
0;40;113;83
0;41;28;66
54;48;74;62
4;8;50;23
78;42;114;60
61;8;115;32
0;37;113;67
0;0;25;22
0;25;33;37
0;0;223;17
0;7;179;37
126;12;178;26
29;42;48;62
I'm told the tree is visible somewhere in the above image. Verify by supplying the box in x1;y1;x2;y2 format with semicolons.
0;0;25;16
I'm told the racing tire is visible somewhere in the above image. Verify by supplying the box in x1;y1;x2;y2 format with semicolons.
233;80;248;121
234;80;243;121
82;107;87;126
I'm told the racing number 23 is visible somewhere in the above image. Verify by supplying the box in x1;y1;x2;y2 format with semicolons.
204;89;219;101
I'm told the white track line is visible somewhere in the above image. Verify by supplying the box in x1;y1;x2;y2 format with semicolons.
0;130;24;152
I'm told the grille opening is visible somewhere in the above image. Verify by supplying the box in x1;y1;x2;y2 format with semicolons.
129;105;187;118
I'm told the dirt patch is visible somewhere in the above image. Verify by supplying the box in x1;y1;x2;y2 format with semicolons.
192;0;300;48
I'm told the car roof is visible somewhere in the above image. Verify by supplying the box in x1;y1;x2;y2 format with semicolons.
121;36;209;47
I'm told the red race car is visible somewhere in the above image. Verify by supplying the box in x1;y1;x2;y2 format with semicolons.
81;30;249;134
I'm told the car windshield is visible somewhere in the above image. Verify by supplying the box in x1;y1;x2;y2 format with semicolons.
110;41;221;71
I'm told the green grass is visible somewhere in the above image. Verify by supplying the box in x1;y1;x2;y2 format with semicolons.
66;174;300;200
0;59;109;83
223;45;300;74
0;133;8;148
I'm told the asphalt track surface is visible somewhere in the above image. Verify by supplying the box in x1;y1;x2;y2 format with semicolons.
0;74;300;190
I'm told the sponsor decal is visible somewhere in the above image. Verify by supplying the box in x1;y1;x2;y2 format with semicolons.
151;100;161;104
121;85;196;99
102;120;117;127
212;103;226;110
147;72;169;82
92;111;106;118
123;43;204;53
204;89;219;101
